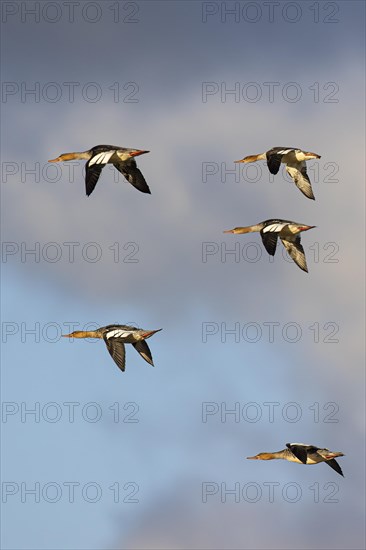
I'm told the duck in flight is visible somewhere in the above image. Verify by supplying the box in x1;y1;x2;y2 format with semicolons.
247;443;345;477
235;147;321;200
49;145;150;196
224;219;315;272
62;325;162;372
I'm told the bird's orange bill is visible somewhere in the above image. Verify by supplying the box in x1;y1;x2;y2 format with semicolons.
141;329;162;339
61;331;100;338
234;155;260;164
325;452;345;459
223;227;252;234
48;153;79;162
299;225;316;232
129;150;150;157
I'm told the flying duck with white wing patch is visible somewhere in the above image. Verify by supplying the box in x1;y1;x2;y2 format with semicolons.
224;219;315;272
62;325;162;372
247;443;345;476
49;145;150;196
235;147;321;200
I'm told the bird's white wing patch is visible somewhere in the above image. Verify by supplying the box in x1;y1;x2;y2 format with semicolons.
106;329;133;339
262;223;285;233
276;149;293;155
89;151;115;166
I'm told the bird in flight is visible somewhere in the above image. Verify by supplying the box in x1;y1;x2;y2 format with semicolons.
235;147;321;200
224;219;315;272
247;443;345;476
62;324;162;372
49;145;150;196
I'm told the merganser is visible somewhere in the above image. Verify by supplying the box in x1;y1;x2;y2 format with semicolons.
62;325;162;372
247;443;345;476
49;145;150;196
224;219;315;272
235;147;321;200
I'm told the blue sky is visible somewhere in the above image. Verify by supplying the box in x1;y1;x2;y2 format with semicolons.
1;1;365;548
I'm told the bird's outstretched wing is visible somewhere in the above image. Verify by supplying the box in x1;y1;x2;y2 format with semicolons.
103;337;126;372
114;160;151;194
281;235;308;272
132;340;154;366
266;147;296;174
266;151;283;174
286;443;308;464
85;162;104;196
260;230;279;256
325;459;344;477
286;162;315;200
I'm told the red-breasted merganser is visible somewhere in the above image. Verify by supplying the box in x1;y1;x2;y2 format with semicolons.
247;443;345;476
235;147;321;200
49;145;150;196
224;219;315;272
62;325;162;372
